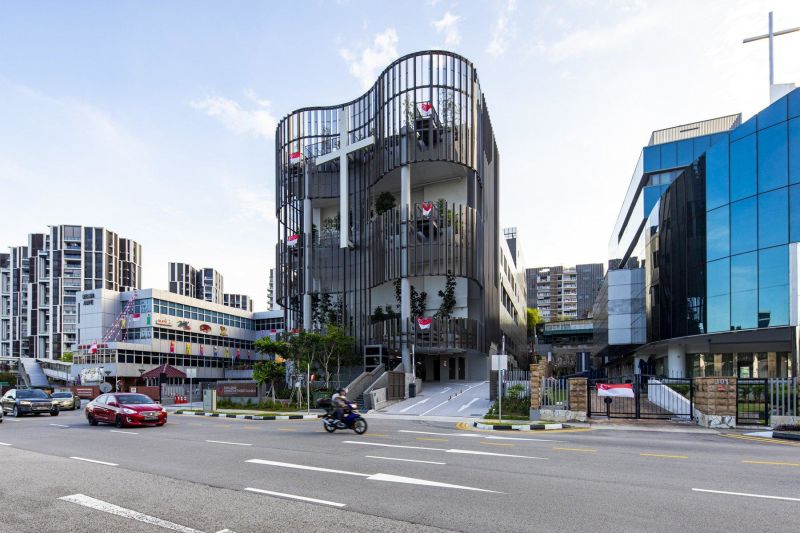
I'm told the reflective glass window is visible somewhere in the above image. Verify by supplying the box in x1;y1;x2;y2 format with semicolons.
730;197;757;255
677;139;694;166
731;116;757;142
731;252;758;293
660;142;677;169
706;142;729;210
706;206;729;261
757;123;788;192
707;294;730;333
731;290;758;330
757;96;787;130
758;245;789;327
790;184;800;242
707;258;730;298
730;134;757;201
790;118;800;184
758;187;788;248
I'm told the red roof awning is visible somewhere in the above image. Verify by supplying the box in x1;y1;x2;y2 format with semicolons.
140;364;187;379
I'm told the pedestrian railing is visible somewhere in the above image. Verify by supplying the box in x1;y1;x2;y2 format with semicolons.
768;377;798;418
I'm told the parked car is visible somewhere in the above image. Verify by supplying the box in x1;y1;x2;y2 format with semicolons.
1;389;60;417
51;391;81;410
85;393;166;428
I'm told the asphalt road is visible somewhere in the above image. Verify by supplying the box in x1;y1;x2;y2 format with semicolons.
1;408;799;532
381;382;492;416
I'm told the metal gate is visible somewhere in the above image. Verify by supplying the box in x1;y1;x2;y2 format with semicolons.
387;371;405;400
736;378;769;426
588;375;693;420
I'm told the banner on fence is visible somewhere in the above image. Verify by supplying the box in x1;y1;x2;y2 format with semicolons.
597;383;634;398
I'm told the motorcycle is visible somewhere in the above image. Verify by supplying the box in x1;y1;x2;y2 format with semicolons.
316;398;368;434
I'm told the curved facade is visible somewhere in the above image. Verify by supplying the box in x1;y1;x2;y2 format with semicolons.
275;51;501;381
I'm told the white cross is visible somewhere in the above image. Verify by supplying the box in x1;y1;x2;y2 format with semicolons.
743;11;800;101
315;106;375;248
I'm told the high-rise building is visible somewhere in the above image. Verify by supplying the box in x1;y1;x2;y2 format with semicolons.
198;267;224;304
4;225;142;360
0;253;11;357
526;263;604;322
275;50;505;384
267;268;275;310
168;263;224;305
500;229;528;362
223;293;253;312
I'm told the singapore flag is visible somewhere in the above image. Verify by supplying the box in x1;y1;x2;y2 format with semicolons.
287;234;300;247
417;102;433;118
417;317;433;330
421;202;434;218
597;383;635;398
289;151;302;164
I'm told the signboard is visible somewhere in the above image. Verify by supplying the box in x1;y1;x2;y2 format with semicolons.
99;382;112;393
597;383;635;398
73;386;100;399
216;383;258;397
80;367;104;384
156;317;173;327
491;354;507;372
82;293;95;306
186;368;197;379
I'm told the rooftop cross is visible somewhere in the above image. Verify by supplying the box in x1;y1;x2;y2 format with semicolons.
743;11;800;102
315;107;375;249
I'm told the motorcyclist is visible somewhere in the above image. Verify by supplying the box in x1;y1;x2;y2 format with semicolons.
332;388;349;427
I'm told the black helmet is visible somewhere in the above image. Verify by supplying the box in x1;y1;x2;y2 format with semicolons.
338;388;346;394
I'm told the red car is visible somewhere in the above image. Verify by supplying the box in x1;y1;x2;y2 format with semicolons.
85;393;167;428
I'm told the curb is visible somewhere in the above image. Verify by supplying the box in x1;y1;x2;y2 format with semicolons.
472;421;569;431
773;431;800;442
175;410;322;421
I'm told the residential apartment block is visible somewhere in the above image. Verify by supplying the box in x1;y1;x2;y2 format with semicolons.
526;263;604;322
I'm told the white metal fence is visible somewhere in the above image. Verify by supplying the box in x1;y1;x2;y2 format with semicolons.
502;370;530;397
540;377;569;409
769;377;798;418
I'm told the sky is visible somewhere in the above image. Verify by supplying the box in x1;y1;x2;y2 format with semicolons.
2;0;800;310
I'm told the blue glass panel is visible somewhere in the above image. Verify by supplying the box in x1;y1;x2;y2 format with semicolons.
706;206;730;261
759;285;789;327
730;134;757;201
693;135;711;156
677;139;694;166
759;245;788;289
707;258;730;297
643;184;668;216
643;146;660;172
758;96;787;130
660;142;677;169
707;293;731;333
731;115;757;142
730;197;757;255
757;123;788;192
706;142;729;210
758;187;788;248
789;89;800;118
731;290;758;330
790;118;800;184
731;252;758;293
790;184;800;242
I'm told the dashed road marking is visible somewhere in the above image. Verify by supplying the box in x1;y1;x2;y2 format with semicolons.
552;447;596;453
480;442;514;447
49;423;70;428
742;460;800;467
365;456;446;465
0;442;12;446
206;440;253;446
692;488;800;502
416;437;447;442
110;430;139;435
70;457;118;466
640;453;687;459
343;440;547;460
245;487;346;508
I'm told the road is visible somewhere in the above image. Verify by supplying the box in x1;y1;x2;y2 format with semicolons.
380;381;492;416
1;408;799;532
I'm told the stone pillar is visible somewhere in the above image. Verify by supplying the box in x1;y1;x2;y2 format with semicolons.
693;377;737;428
568;377;588;413
667;343;686;377
529;363;542;410
400;164;412;395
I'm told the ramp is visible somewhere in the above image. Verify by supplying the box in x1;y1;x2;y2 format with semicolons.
19;357;49;388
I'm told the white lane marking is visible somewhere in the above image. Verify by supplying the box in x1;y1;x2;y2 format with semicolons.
367;473;501;493
420;400;450;416
0;442;12;446
206;440;252;446
486;436;565;442
110;430;139;435
691;488;800;502
246;459;369;477
343;441;546;460
247;458;498;492
49;423;70;428
399;430;481;438
398;398;429;413
457;398;479;412
366;456;446;465
70;457;118;466
59;494;207;532
244;487;346;507
439;387;452;394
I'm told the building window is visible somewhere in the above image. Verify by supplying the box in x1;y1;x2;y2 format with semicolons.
706;141;729;211
758;187;789;248
706;206;730;261
758;245;789;327
757;123;788;193
730;134;757;202
730;197;757;255
730;252;758;330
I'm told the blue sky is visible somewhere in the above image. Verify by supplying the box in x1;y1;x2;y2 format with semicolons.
2;0;800;309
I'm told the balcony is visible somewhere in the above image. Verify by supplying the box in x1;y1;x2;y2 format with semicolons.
369;316;482;353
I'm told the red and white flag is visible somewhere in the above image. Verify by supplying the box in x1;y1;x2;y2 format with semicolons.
417;102;433;118
417;317;433;330
597;383;635;398
89;341;98;354
289;151;302;164
130;313;141;320
421;202;434;218
287;234;300;247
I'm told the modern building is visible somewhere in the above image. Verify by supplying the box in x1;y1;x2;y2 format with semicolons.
0;253;10;357
596;89;800;379
4;226;141;360
168;262;197;299
198;267;224;304
536;318;594;375
526;263;604;322
223;293;253;312
275;50;502;387
499;228;528;366
267;268;275;310
65;288;285;385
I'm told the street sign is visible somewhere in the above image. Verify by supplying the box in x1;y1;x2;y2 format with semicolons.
186;368;197;379
491;354;507;371
99;382;112;393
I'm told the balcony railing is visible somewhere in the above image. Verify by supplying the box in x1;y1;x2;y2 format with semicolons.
368;316;482;353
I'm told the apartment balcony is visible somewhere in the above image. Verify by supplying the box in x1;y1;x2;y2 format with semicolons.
368;316;482;353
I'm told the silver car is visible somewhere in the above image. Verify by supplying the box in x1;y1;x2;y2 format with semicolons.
51;391;81;410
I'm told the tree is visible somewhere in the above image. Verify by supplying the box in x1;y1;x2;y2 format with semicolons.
375;192;397;215
252;360;285;403
60;352;74;363
318;325;356;388
527;307;544;340
435;271;457;318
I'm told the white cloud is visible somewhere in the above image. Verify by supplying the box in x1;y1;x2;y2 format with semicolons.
486;0;518;58
190;93;276;140
433;11;462;47
340;28;399;89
